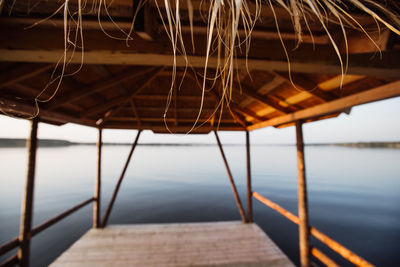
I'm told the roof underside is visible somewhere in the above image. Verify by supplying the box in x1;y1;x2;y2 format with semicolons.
0;0;399;133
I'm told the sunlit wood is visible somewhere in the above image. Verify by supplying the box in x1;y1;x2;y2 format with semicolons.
51;222;295;266
253;192;374;267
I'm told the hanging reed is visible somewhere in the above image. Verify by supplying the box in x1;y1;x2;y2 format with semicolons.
2;0;400;132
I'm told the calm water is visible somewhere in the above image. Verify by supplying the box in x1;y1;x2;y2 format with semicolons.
0;145;399;266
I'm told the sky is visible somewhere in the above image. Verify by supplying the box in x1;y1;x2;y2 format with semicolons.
0;96;399;144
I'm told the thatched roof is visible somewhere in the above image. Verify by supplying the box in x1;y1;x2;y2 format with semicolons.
0;0;399;133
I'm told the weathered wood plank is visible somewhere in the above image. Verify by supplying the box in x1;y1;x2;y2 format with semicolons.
1;50;400;77
51;221;294;267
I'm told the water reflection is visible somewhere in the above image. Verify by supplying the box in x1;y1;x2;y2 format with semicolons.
0;145;399;266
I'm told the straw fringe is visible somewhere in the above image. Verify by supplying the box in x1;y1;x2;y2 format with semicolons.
2;0;400;133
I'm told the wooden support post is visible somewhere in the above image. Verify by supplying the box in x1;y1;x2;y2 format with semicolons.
18;117;39;267
246;131;253;223
93;128;102;228
296;121;310;267
214;131;247;223
101;130;142;227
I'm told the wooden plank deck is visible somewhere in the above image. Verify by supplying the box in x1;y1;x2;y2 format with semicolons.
51;221;294;267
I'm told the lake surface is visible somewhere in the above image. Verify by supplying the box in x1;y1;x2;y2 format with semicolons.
0;144;399;266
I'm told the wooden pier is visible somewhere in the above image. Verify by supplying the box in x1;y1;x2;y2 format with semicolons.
1;1;399;265
51;221;294;267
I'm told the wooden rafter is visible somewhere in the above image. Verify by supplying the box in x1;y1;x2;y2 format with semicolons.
228;103;265;122
318;75;365;91
46;67;157;110
10;83;84;111
267;94;303;111
92;67;164;120
185;71;247;127
178;25;330;44
128;107;219;113
150;0;380;29
2;50;400;77
134;94;212;101
86;96;128;118
239;75;286;107
248;80;400;130
257;76;286;95
129;99;141;127
0;64;53;89
102;122;243;132
239;86;293;114
107;117;237;123
271;72;338;102
0;95;94;126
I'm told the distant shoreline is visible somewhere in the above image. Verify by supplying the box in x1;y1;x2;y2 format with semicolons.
0;138;399;149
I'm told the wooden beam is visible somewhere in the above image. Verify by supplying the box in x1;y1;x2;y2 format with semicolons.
151;0;379;30
0;64;53;89
142;2;159;41
229;103;265;122
240;86;293;114
9;82;84;112
47;67;157;110
94;67;164;121
107;116;237;123
214;131;247;223
18;117;38;267
134;95;204;101
318;75;365;91
102;122;243;132
86;96;128;118
296;121;310;267
0;16;328;45
0;95;95;126
129;99;141;127
132;106;218;114
101;130;142;227
93;128;102;228
0;16;154;41
257;76;286;95
2;50;400;77
247;80;400;131
341;29;391;54
272;72;338;102
186;71;248;127
179;25;330;44
267;94;303;111
227;110;248;128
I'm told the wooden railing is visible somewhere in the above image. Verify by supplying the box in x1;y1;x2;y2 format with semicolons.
0;197;95;266
252;191;374;267
0;118;379;267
